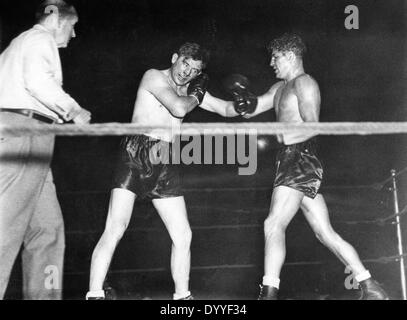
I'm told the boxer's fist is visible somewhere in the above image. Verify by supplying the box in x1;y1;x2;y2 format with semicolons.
187;73;209;105
234;94;257;116
223;74;258;116
223;74;251;97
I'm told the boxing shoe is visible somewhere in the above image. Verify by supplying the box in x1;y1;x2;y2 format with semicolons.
173;291;194;300
86;290;105;300
86;284;118;300
359;279;389;300
86;295;105;300
258;285;278;300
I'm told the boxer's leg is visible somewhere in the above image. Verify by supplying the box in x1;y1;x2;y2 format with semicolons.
301;194;366;274
301;194;389;299
153;196;192;300
259;186;303;299
88;188;136;298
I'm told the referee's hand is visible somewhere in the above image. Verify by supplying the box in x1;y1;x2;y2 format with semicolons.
72;108;92;124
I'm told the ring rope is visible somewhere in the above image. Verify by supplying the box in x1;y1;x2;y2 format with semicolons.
58;184;389;196
66;203;405;237
64;254;407;276
2;122;407;137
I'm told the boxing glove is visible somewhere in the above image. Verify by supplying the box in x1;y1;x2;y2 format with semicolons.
187;73;209;105
223;74;258;115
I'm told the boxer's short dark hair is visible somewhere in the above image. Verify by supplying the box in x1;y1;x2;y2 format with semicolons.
267;33;307;58
178;42;210;69
36;1;78;23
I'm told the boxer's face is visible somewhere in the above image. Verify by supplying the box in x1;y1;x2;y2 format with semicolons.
171;54;203;86
55;17;78;48
270;50;292;80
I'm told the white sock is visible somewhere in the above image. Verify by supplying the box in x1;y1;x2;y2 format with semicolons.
86;290;105;300
262;276;280;289
173;291;191;300
355;270;372;283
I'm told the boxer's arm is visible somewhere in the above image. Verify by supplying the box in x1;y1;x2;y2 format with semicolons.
243;81;283;118
199;92;239;117
291;75;321;141
143;69;199;118
295;75;320;122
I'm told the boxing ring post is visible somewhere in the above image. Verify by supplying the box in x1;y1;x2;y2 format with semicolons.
390;169;407;300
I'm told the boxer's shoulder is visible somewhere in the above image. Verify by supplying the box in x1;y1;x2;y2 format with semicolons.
269;80;285;92
142;68;164;81
141;69;170;89
293;73;317;88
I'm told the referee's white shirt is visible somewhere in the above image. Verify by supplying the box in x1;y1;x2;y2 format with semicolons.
0;24;81;121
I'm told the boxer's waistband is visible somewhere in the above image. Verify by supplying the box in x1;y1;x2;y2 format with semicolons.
281;138;317;152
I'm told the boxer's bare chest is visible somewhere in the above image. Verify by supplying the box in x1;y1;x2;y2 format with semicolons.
274;82;302;122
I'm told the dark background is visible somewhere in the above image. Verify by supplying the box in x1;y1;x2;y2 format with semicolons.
0;0;406;299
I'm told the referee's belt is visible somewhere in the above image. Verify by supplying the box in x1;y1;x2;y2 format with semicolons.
0;108;61;124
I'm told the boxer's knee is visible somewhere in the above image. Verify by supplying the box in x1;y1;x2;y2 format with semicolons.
314;227;341;249
264;216;287;239
172;227;192;250
104;219;128;242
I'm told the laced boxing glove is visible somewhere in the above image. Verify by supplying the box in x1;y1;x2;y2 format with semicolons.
187;73;209;105
223;74;258;116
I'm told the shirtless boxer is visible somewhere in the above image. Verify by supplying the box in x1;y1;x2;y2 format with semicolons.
226;33;389;300
86;43;238;300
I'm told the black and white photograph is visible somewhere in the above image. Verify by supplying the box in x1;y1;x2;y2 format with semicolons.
0;0;406;307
